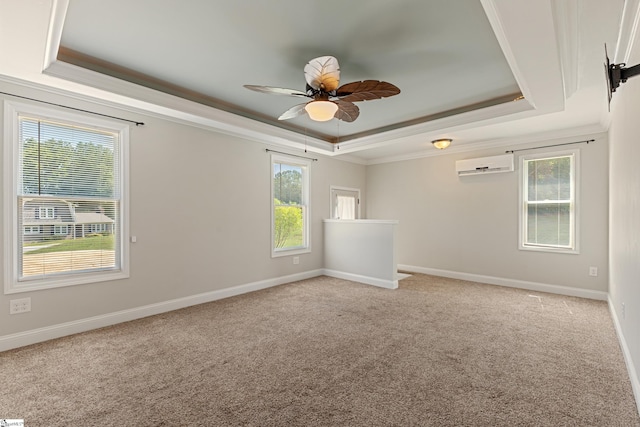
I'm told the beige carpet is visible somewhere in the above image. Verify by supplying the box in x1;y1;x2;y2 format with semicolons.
1;273;638;426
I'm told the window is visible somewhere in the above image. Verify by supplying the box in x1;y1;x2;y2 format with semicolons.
271;153;310;257
38;207;55;219
24;226;41;235
330;186;360;219
519;150;579;253
3;101;129;293
89;224;109;233
53;225;69;235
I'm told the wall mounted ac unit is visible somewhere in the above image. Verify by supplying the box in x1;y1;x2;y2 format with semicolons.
455;153;514;176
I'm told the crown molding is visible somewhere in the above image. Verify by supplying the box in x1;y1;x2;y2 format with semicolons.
615;0;640;63
551;0;579;98
43;0;69;71
365;126;607;165
481;0;564;112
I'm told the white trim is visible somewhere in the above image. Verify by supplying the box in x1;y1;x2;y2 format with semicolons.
329;185;361;220
481;0;534;106
37;0;564;160
398;264;608;301
608;297;640;416
551;0;580;98
0;73;598;169
42;62;335;154
480;0;565;114
323;269;398;290
3;99;130;294
365;128;607;166
270;153;311;258
3;100;20;294
0;269;324;352
614;0;640;64
323;219;399;224
43;0;69;71
518;148;580;254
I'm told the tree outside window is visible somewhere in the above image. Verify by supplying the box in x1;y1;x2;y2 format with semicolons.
271;155;310;257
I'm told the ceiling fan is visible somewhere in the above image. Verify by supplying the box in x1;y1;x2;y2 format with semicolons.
244;56;400;123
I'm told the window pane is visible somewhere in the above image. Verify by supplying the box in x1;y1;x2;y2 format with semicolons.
17;116;120;281
20;117;117;198
527;203;571;246
527;156;571;201
273;163;302;205
20;197;118;278
336;195;356;220
271;155;309;256
273;205;304;249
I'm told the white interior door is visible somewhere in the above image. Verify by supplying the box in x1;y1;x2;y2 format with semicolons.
330;187;360;219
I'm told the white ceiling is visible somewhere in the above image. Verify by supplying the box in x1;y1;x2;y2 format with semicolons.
0;0;627;163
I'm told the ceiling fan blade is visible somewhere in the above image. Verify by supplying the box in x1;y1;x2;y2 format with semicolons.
244;85;309;97
304;56;340;92
334;100;360;122
278;103;308;120
336;80;400;102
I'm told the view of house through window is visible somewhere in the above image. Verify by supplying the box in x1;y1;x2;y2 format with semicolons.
521;150;577;252
271;154;310;256
13;113;122;284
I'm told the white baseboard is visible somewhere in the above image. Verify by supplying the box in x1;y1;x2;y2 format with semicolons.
398;264;608;301
608;297;640;417
322;269;398;289
0;269;323;352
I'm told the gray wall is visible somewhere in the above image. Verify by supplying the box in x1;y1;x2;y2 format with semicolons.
609;32;640;398
366;136;609;293
0;81;366;336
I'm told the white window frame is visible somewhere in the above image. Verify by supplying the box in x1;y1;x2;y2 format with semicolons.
3;100;130;294
38;207;55;219
330;185;360;219
90;224;104;233
518;149;579;254
24;226;41;235
271;153;311;258
53;225;69;235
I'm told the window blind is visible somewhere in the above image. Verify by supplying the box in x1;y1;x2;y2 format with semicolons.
524;155;574;248
18;116;121;279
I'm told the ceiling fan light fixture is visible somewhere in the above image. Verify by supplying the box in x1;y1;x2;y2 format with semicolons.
432;138;452;150
305;101;338;121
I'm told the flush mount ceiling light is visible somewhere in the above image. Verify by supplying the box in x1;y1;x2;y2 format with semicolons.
432;138;452;150
304;100;339;122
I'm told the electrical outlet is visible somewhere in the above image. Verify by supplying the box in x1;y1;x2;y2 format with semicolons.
10;297;31;314
589;267;598;277
293;256;300;265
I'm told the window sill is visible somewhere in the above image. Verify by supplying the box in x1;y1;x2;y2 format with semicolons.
271;247;311;258
5;269;129;295
519;245;579;255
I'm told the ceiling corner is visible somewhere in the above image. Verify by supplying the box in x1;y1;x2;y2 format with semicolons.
481;0;565;113
551;0;580;99
615;0;640;63
43;0;69;71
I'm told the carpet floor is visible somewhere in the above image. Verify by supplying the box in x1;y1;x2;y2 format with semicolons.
1;273;638;426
